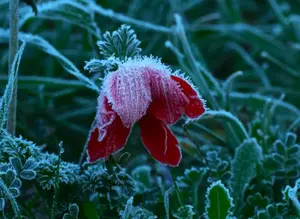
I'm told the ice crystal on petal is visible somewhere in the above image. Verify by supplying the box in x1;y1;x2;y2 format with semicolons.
103;56;192;126
103;58;154;127
96;93;117;141
148;70;189;124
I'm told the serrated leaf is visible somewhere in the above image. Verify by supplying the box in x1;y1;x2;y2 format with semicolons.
205;180;234;219
20;169;36;180
231;138;263;208
97;24;141;59
254;203;289;219
173;205;195;219
0;198;5;211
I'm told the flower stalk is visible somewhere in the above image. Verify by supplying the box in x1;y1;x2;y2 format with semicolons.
7;0;19;135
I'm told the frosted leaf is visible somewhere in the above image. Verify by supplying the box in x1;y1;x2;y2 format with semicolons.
97;25;141;59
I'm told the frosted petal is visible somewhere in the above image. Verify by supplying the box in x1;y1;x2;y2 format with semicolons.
87;93;131;162
104;67;152;127
148;70;189;124
171;75;206;118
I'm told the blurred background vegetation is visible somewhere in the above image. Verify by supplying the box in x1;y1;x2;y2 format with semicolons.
1;0;300;218
1;0;300;162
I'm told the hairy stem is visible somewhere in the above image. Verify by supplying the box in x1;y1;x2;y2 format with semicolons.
0;179;21;219
7;0;19;135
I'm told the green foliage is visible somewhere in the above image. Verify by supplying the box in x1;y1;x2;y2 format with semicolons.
120;197;157;219
36;153;80;190
231;138;263;209
173;205;195;219
0;0;300;218
0;41;26;130
264;132;300;181
19;0;100;37
282;178;300;215
97;24;142;59
253;203;289;219
206;151;232;184
62;203;79;219
205;180;233;219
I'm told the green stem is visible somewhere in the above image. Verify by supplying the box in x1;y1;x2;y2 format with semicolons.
50;142;63;219
167;167;183;206
0;179;21;219
286;117;300;133
7;0;19;136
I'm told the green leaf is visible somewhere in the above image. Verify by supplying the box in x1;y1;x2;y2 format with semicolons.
176;167;207;211
205;180;234;219
97;24;141;59
63;203;79;219
0;40;26;129
0;29;99;93
121;196;134;219
120;196;157;219
173;205;195;219
193;110;249;145
20;169;36;180
0;198;5;211
231;138;263;209
69;203;79;218
283;179;300;215
62;214;73;219
9;157;22;173
19;0;100;37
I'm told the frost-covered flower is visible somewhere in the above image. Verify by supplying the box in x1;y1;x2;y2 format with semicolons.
87;56;206;166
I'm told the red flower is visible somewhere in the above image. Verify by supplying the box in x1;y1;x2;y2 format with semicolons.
87;57;206;166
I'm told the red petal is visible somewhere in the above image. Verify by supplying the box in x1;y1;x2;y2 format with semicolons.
87;94;131;162
139;113;182;166
171;75;205;118
148;73;189;124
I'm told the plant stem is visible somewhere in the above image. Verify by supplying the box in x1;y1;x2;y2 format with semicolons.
0;179;21;219
7;0;19;136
